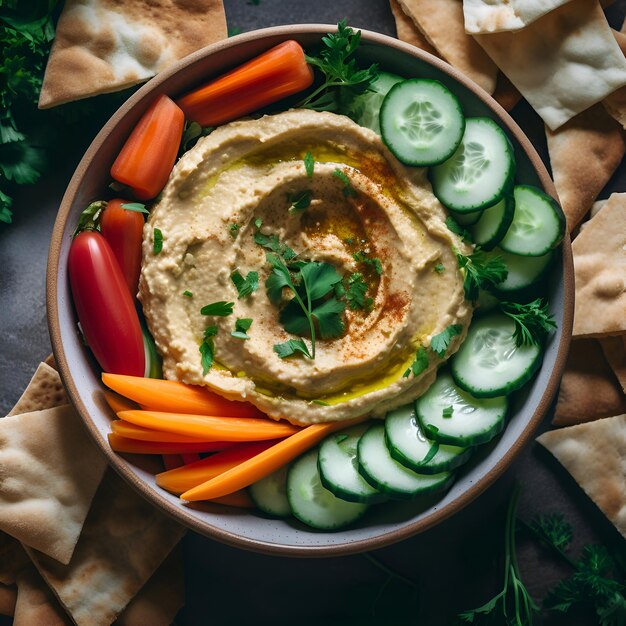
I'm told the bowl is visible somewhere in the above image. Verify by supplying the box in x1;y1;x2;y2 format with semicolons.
47;24;574;556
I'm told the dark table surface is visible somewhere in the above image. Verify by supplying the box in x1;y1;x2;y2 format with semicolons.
1;1;626;624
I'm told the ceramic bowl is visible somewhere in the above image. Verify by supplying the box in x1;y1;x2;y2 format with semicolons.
47;25;574;556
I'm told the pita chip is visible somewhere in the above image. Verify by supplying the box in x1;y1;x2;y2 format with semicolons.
0;405;106;564
0;584;17;618
603;29;626;130
0;534;29;586
475;0;626;130
554;339;626;426
6;362;67;417
572;193;626;337
600;335;626;393
26;469;186;626
389;0;438;56
491;72;522;112
396;0;498;93
39;0;227;108
13;567;71;626
546;104;625;229
537;414;626;539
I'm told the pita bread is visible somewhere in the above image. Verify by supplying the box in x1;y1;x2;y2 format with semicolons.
39;0;227;108
397;0;498;93
389;0;439;56
546;104;625;229
26;469;186;626
572;193;626;337
537;414;626;539
6;362;67;417
554;339;626;426
463;0;573;33
13;566;71;626
475;0;626;130
491;71;522;112
603;29;626;130
600;335;626;393
0;534;29;585
0;583;17;618
0;405;106;564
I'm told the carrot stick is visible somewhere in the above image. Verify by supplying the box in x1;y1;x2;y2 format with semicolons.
103;390;138;414
176;40;314;127
162;454;185;471
209;490;255;508
118;410;301;441
180;418;364;501
156;440;276;494
181;453;201;465
108;433;232;455
110;94;185;200
110;420;234;448
102;373;266;418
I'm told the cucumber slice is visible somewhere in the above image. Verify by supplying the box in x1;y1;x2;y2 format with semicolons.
357;424;454;499
430;117;515;212
142;323;163;379
385;403;472;473
450;313;543;398
499;185;565;256
287;449;368;530
248;466;290;517
415;372;507;446
469;195;515;250
491;248;554;296
347;71;404;134
380;79;465;166
318;424;386;504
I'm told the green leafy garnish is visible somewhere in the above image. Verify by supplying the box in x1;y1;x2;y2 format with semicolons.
353;250;383;275
153;228;163;254
312;399;330;406
73;201;107;237
345;273;372;310
442;405;454;418
227;26;242;37
183;290;193;298
501;298;556;347
434;263;445;274
200;301;234;316
446;216;474;243
456;249;508;300
230;270;259;299
199;325;218;374
403;346;429;378
229;222;240;238
430;324;463;358
179;121;213;156
254;231;297;261
273;338;312;359
288;189;312;213
297;20;379;113
231;318;253;340
420;442;439;465
333;168;357;197
304;151;314;177
121;202;149;214
254;217;263;229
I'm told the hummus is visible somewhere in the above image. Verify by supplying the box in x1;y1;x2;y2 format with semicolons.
139;109;472;424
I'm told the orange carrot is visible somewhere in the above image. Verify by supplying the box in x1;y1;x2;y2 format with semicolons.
181;453;201;465
118;410;300;441
176;40;314;127
102;373;265;418
156;440;276;494
108;433;231;455
209;490;255;508
180;419;364;501
103;390;138;414
162;454;185;471
110;94;185;200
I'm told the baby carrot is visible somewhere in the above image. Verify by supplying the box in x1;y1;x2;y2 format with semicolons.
108;433;230;455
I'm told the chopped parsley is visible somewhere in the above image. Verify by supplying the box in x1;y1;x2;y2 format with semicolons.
273;338;312;359
153;228;163;254
254;217;263;229
353;250;383;275
253;231;297;261
199;325;218;374
501;298;556;347
231;318;253;340
445;216;473;243
403;346;429;378
442;405;454;418
200;301;234;316
430;324;463;358
434;263;445;274
304;151;315;177
288;189;312;213
230;270;259;299
345;272;372;310
229;222;241;238
121;202;149;214
456;248;508;300
333;168;357;197
183;290;193;298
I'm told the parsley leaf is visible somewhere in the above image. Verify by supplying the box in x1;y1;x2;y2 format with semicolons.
265;253;295;306
300;261;343;300
311;297;345;339
73;200;106;237
153;228;163;254
333;168;357;197
430;324;463;358
274;338;312;359
353;250;383;275
304;151;314;177
442;405;453;418
456;248;508;300
183;290;193;298
230;270;259;299
200;301;234;316
179;121;213;156
345;273;371;310
229;222;240;238
231;318;253;340
501;298;557;347
254;231;297;261
199;325;218;374
445;216;474;243
434;263;445;274
288;189;312;213
121;202;149;214
403;346;429;378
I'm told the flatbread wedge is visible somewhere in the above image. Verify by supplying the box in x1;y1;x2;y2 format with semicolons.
6;362;66;417
537;414;626;539
600;336;626;394
0;584;17;619
389;0;438;56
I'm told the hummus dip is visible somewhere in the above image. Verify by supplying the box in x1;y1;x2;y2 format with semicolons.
139;109;472;424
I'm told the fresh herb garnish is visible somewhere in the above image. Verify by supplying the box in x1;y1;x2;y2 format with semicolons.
199;325;218;374
456;248;508;300
442;405;454;418
353;250;383;275
345;273;372;310
229;222;241;238
312;399;330;406
434;263;445;274
297;20;379;112
200;301;234;316
121;202;149;214
304;151;314;177
254;231;297;260
179;121;213;156
183;290;193;298
73;201;107;237
254;217;263;229
230;270;259;299
403;346;429;378
430;324;463;358
446;216;474;243
288;189;312;213
420;442;440;465
231;318;253;340
273;338;312;359
333;168;357;197
153;228;163;254
501;299;556;347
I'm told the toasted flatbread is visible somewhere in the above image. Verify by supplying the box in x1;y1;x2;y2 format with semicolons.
491;71;522;112
13;567;71;626
545;103;625;229
0;584;17;618
475;0;626;130
39;0;227;108
554;339;626;426
0;534;29;586
600;335;626;393
572;193;626;337
603;29;626;130
396;0;498;93
537;414;626;539
6;362;66;417
389;0;438;55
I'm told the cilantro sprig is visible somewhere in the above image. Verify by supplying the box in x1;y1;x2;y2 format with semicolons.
345;272;372;310
199;325;217;375
456;248;508;300
231;318;253;340
200;301;234;316
501;298;556;347
403;346;429;378
230;270;259;299
430;324;463;358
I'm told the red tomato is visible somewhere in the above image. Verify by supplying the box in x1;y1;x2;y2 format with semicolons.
68;231;145;376
100;198;144;297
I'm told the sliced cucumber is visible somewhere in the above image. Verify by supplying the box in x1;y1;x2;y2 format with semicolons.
415;372;507;446
357;424;454;500
491;248;554;296
469;195;514;250
287;449;368;530
248;466;290;517
450;314;543;398
499;185;565;256
142;323;163;379
318;424;386;504
347;71;404;134
430;117;515;212
385;403;472;473
380;79;465;166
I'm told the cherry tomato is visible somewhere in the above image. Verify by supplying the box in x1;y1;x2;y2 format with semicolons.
69;231;145;376
100;198;144;297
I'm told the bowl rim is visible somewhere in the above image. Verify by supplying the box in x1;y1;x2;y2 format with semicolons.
47;23;574;557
